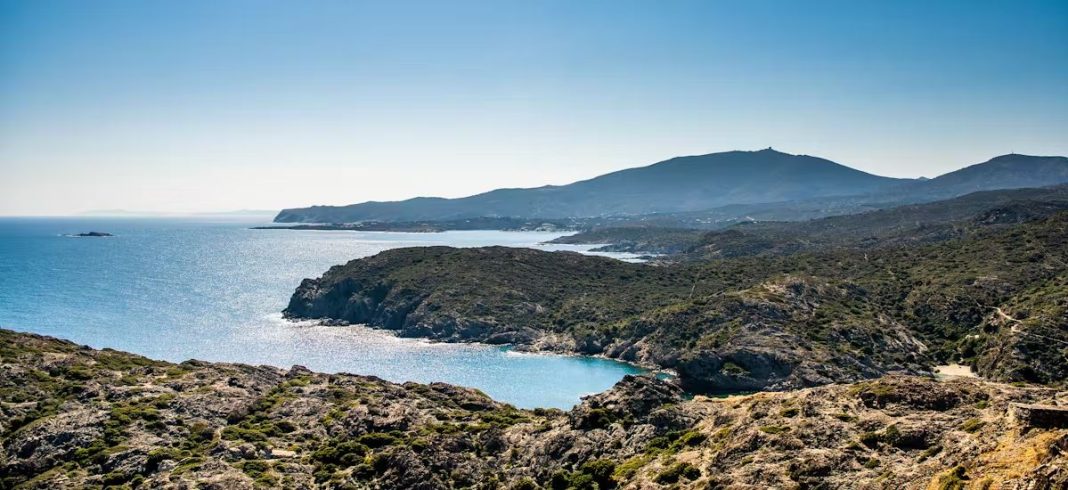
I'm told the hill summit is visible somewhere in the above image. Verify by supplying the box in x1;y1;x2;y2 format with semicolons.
275;149;906;222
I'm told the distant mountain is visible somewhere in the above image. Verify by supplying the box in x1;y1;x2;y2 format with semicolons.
275;149;908;222
274;151;1068;224
903;153;1068;200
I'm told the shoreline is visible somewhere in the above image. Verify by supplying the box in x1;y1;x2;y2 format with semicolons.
296;318;990;395
305;317;675;376
253;225;579;234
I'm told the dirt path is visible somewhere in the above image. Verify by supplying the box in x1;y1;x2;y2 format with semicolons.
993;307;1022;333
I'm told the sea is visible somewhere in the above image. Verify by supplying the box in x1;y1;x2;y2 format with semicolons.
0;217;646;409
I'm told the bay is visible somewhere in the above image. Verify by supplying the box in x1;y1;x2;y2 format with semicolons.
0;217;644;409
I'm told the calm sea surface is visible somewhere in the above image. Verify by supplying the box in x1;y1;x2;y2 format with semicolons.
0;217;644;409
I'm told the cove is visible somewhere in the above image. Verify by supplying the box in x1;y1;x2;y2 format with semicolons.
0;217;644;409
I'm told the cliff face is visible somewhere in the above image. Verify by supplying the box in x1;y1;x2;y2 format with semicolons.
1;329;1065;489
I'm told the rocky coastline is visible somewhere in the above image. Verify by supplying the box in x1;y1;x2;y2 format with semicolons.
283;210;1068;395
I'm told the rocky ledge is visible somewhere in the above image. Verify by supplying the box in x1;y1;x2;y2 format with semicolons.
1;329;1066;489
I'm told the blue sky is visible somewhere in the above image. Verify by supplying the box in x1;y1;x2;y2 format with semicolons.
1;0;1066;215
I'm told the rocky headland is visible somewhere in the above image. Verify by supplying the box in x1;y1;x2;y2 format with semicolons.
284;211;1068;395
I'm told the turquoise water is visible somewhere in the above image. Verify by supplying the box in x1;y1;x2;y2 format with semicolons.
0;217;644;409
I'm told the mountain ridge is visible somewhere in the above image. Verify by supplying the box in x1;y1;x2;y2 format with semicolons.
275;149;912;222
908;153;1068;199
275;150;1068;224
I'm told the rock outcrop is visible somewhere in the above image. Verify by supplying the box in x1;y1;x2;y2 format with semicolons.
2;329;1065;489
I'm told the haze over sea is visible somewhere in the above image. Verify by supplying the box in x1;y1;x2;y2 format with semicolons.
0;217;644;409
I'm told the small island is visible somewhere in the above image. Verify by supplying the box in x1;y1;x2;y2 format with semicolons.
70;231;114;237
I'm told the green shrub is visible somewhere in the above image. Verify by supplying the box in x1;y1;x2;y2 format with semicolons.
221;426;268;442
567;473;596;490
613;455;651;481
151;394;176;408
645;436;671;451
357;432;399;448
960;418;984;433
255;472;279;487
882;425;902;445
674;430;707;448
919;445;942;462
409;438;429;452
59;365;95;381
188;421;215;444
759;425;788;435
578;408;616;430
549;470;571;490
858;431;880;448
241;460;279;487
111;405;161;424
275;420;297;433
934;465;968;490
579;458;617;489
71;439;110;466
655;462;701;484
240;460;270;476
310;440;369;466
102;470;131;485
146;448;185;471
721;361;747;375
833;413;856;422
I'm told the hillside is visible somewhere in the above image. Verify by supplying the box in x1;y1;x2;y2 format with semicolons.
2;329;1065;489
275;149;907;222
285;212;1068;393
553;185;1068;257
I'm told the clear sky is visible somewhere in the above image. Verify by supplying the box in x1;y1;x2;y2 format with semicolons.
1;0;1066;215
